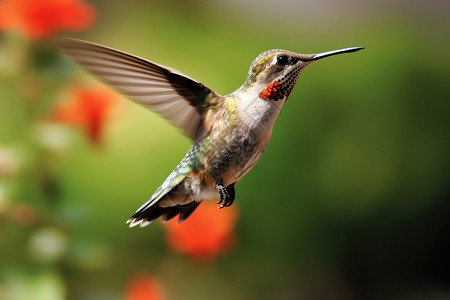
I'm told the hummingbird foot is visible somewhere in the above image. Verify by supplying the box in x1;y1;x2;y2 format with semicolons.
215;180;235;208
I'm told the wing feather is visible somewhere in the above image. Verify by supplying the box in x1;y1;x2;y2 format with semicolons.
58;37;218;142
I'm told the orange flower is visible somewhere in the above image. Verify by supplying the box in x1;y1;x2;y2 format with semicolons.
125;273;165;300
0;0;95;39
164;201;238;261
51;87;119;145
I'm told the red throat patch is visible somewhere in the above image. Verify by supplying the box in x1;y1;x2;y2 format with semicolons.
258;65;304;101
259;81;279;100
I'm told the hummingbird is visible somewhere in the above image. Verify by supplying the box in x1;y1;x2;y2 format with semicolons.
58;38;363;227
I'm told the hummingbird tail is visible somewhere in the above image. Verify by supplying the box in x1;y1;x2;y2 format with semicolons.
126;185;201;227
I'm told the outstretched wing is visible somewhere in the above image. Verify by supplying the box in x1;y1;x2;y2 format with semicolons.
58;37;219;143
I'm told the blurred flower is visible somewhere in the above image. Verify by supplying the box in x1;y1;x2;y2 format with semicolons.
0;146;22;177
125;273;165;300
0;0;95;40
28;227;68;263
164;201;238;261
0;269;65;300
34;123;72;152
50;87;120;145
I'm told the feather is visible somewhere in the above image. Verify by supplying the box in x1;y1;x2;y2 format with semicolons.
58;37;219;143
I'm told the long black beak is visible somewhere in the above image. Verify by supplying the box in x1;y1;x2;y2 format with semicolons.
305;47;364;61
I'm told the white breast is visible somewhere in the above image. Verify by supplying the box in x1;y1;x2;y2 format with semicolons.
236;90;285;138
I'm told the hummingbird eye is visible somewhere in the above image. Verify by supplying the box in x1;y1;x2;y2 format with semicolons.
276;55;289;66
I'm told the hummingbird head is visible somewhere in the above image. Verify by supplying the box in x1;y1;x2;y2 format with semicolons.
241;47;364;101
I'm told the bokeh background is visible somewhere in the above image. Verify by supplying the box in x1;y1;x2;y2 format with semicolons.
0;0;449;299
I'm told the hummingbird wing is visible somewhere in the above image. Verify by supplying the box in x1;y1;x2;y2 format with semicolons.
58;38;218;143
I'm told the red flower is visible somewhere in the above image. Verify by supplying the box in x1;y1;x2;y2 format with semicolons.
125;273;165;300
0;0;95;39
164;201;238;261
51;87;119;145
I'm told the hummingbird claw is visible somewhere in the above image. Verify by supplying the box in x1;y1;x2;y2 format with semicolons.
215;180;235;209
216;181;228;206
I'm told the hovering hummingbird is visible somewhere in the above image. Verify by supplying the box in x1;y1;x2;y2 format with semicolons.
58;38;363;227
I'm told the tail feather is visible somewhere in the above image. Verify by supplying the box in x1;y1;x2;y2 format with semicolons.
127;183;202;226
127;201;201;226
161;206;181;222
178;202;200;223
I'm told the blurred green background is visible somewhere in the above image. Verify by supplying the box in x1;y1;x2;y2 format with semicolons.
0;0;449;299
